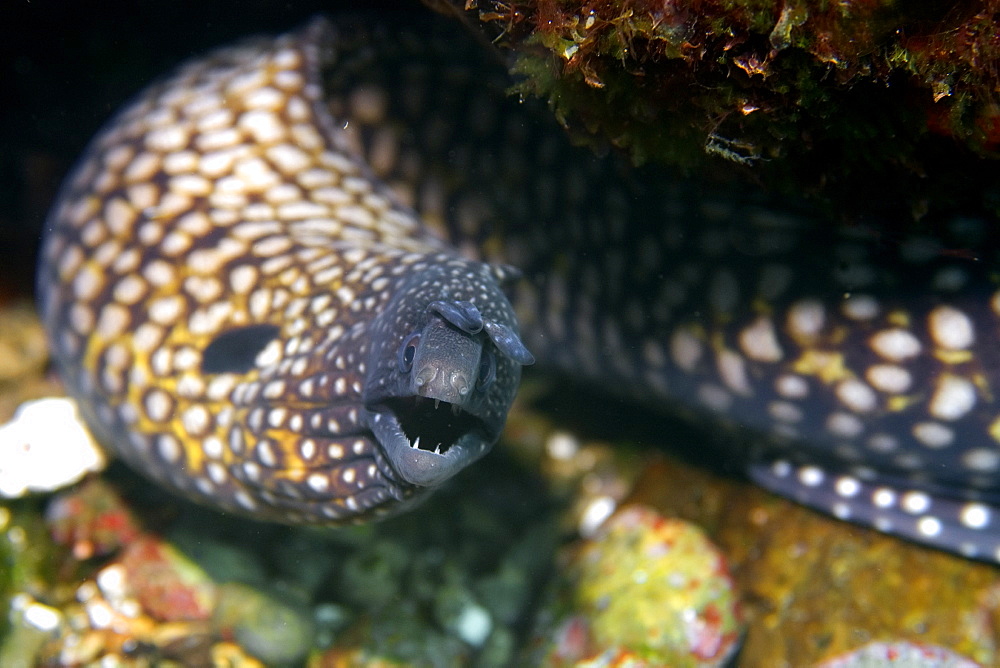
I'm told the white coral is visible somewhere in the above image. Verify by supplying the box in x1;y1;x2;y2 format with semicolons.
0;397;105;497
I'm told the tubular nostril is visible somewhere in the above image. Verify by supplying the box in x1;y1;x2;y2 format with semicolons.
451;371;471;397
415;366;438;394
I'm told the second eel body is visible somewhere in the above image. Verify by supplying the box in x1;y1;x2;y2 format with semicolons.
38;16;1000;561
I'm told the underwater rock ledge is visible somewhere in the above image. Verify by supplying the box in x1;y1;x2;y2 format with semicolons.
455;0;1000;215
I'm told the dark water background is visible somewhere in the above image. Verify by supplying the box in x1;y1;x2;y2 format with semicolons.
0;0;421;300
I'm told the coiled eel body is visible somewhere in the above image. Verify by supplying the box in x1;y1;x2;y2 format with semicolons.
37;16;1000;560
37;19;534;524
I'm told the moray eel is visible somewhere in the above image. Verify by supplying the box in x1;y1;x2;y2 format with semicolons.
37;16;1000;560
37;19;533;523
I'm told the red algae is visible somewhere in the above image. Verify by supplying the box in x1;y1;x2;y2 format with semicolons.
46;478;142;560
119;536;218;622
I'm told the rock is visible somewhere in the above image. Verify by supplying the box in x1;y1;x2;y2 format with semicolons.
814;640;982;668
215;582;314;665
537;504;743;667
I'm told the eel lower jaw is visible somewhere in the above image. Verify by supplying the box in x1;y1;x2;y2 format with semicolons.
364;397;494;487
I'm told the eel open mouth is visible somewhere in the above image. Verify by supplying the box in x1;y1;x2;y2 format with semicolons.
385;395;483;456
365;397;493;488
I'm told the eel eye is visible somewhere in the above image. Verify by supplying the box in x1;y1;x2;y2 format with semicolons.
398;332;420;373
477;348;496;390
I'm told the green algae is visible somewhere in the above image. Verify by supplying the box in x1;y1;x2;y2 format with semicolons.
0;504;54;652
561;506;742;666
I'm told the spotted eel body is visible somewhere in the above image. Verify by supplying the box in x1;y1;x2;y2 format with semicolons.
39;16;1000;559
37;19;533;524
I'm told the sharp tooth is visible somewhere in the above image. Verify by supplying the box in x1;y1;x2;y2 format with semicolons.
434;444;441;454
434;399;440;410
412;436;421;450
451;404;460;416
